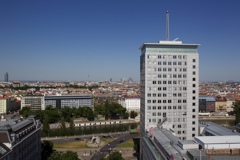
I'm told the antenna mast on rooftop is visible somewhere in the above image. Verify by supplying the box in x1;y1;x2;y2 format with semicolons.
166;11;169;41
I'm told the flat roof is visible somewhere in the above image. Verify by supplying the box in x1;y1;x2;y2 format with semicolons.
45;95;92;100
11;119;33;132
139;41;200;50
199;96;215;101
200;121;240;136
195;136;240;144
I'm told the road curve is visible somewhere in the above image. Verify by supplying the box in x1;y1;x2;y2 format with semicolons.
90;133;139;160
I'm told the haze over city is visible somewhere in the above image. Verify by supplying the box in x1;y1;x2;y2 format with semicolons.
1;0;240;82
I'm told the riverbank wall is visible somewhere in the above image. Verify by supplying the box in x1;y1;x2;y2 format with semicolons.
49;119;139;129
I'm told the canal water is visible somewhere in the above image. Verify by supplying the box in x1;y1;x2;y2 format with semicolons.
45;119;235;137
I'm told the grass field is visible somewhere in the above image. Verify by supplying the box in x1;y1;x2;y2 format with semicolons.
116;139;134;148
54;141;88;149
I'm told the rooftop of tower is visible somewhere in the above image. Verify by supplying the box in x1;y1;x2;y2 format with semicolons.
139;40;200;51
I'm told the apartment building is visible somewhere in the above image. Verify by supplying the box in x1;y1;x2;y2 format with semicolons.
0;97;7;114
0;115;41;160
0;97;20;114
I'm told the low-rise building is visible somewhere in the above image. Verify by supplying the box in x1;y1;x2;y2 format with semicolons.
199;96;215;112
119;95;140;113
215;96;227;112
93;94;119;107
141;121;240;160
21;95;45;110
45;95;93;109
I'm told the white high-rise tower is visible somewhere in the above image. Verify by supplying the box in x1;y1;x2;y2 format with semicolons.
139;12;199;158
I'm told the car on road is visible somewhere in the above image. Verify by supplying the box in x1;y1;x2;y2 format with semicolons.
75;138;82;140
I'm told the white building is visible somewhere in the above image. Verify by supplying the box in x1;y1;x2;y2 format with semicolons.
140;40;199;142
45;95;93;109
21;95;45;110
195;136;240;150
0;97;7;114
119;96;140;112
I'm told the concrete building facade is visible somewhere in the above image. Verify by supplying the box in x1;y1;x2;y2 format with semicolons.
0;97;20;114
45;95;93;109
119;96;140;112
21;95;45;110
0;97;7;114
215;96;227;112
140;40;199;147
199;96;215;113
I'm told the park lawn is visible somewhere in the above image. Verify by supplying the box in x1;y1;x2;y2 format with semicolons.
116;139;134;148
54;138;115;149
54;141;88;149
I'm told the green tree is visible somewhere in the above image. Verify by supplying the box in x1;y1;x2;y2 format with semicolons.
47;152;62;160
234;101;240;124
41;140;54;160
35;110;44;122
107;102;126;119
42;114;50;137
130;111;138;119
60;106;73;122
104;100;110;120
60;117;67;136
46;107;60;123
123;112;129;119
101;100;127;120
78;106;94;120
102;152;124;160
48;151;79;160
61;151;79;160
94;105;105;115
69;117;75;136
19;107;31;117
45;105;54;110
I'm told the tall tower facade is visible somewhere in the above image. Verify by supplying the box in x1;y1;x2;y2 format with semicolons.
140;40;199;142
4;72;8;82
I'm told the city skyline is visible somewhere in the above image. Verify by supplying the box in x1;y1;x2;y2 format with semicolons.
1;0;240;82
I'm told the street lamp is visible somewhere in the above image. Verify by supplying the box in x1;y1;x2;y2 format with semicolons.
81;126;83;136
122;128;124;142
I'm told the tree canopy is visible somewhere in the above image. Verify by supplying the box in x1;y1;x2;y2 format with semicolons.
19;105;94;124
48;151;79;160
94;100;127;120
41;140;54;160
233;100;240;124
100;152;124;160
130;111;138;119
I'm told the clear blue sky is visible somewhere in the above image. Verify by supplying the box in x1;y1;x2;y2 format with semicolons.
1;0;240;82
